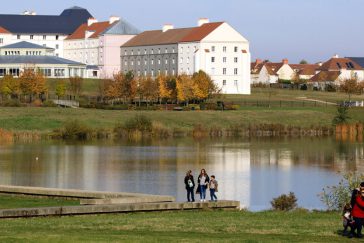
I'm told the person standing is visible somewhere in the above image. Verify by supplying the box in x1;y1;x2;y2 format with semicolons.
184;170;195;202
209;175;218;201
350;182;364;238
197;169;209;202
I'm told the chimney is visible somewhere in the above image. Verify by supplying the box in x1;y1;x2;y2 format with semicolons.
255;59;262;65
109;16;120;24
317;62;323;66
198;18;210;27
162;24;174;32
30;11;37;15
282;58;289;64
333;54;339;58
87;18;98;26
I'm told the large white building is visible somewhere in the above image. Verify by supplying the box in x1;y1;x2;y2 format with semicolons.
121;19;251;94
0;7;93;58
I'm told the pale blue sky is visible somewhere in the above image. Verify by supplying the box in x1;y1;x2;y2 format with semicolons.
1;0;363;63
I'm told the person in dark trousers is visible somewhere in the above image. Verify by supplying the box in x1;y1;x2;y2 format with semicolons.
209;175;218;201
184;170;195;202
350;182;364;238
197;169;209;202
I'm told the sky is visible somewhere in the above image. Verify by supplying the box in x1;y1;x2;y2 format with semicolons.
1;0;363;63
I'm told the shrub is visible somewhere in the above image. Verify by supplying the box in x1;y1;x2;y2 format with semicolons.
332;105;350;125
123;114;153;133
271;192;298;211
319;172;364;210
1;99;22;107
42;100;57;107
55;120;92;140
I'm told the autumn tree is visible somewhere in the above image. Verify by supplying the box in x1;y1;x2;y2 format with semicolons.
120;71;137;104
159;75;177;103
139;75;159;106
19;69;47;103
55;79;67;99
98;79;113;101
69;76;83;99
291;71;305;89
0;75;20;100
340;77;359;101
176;74;195;105
192;70;219;101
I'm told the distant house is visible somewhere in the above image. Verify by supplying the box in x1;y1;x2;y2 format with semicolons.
308;55;364;89
251;59;319;84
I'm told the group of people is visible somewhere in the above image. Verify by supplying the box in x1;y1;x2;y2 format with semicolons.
342;182;364;238
184;169;218;202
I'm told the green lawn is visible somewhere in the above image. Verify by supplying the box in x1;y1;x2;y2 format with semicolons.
0;210;354;242
0;194;79;209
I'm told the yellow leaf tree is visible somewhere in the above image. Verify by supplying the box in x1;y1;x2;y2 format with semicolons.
159;75;177;103
19;69;47;103
176;74;195;105
192;70;219;101
0;75;20;100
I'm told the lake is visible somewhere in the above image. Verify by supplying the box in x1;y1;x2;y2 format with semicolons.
0;137;363;211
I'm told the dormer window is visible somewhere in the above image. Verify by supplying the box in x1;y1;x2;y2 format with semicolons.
336;63;342;69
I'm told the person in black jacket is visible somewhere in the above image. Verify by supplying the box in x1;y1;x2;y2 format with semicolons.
184;170;195;202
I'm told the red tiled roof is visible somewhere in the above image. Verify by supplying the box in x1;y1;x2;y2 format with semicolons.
0;26;11;34
66;21;113;40
289;64;320;76
319;58;363;71
265;63;284;75
122;22;224;47
310;71;341;82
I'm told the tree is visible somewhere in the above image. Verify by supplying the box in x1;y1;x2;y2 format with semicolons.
159;75;177;103
299;59;308;64
291;71;305;89
192;70;219;101
332;105;350;125
176;74;195;105
19;69;47;103
98;79;113;101
120;71;137;104
69;76;83;98
55;80;67;99
340;77;359;101
140;75;159;106
0;75;20;100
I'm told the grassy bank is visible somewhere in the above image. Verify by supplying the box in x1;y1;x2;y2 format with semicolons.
0;194;79;209
0;210;352;242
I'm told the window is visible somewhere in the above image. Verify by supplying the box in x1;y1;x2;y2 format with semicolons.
336;63;342;69
223;46;227;52
138;60;141;65
43;44;46;47
172;58;175;64
30;35;34;39
137;71;141;76
211;57;215;63
234;68;238;75
223;57;227;63
124;50;127;55
9;68;20;76
17;35;21;39
54;69;65;77
211;46;215;52
158;69;161;75
172;69;175;75
180;47;183;53
223;68;226;75
144;59;147;65
234;46;238;52
144;49;147;54
165;70;168;75
180;57;183;64
138;49;140;55
187;57;189;64
211;67;215;75
234;80;238;86
43;35;46;40
56;44;59;49
234;57;238;63
0;38;3;44
131;50;134;55
0;68;6;76
124;61;127;66
187;68;190;74
158;59;161;65
158;48;161;54
165;48;168;53
223;80;226;86
151;59;154;65
172;47;175;53
151;69;154;76
151;49;154;54
56;35;59;40
131;61;134;66
40;68;52;77
165;59;168;64
144;70;147;76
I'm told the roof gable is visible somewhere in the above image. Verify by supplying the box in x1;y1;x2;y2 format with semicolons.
66;21;112;40
101;18;140;35
0;26;10;34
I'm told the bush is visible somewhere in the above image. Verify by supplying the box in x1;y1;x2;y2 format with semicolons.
271;192;298;211
54;120;92;140
319;172;364;210
42;100;57;107
1;99;23;107
123;114;153;133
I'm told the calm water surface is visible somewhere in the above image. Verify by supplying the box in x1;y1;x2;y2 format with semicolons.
0;137;363;211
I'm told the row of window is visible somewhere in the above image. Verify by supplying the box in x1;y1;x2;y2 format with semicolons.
3;51;44;56
222;80;239;86
211;68;238;75
0;68;20;76
212;57;239;63
125;69;176;77
18;35;59;40
125;58;176;66
211;46;239;53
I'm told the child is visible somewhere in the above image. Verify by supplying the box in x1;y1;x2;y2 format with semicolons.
342;203;355;236
209;175;218;201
